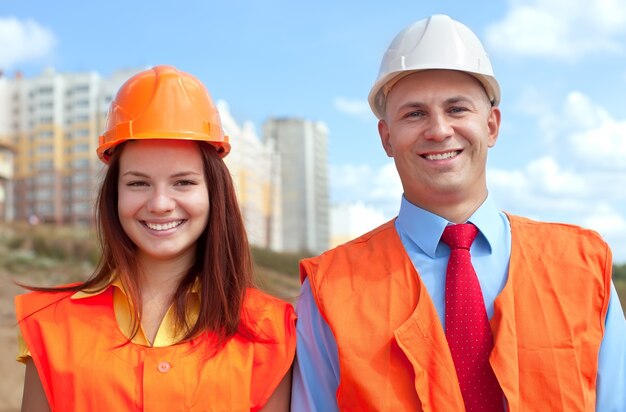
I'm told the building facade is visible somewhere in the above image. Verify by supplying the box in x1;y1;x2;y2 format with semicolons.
2;68;138;224
263;117;329;254
219;102;283;251
0;73;15;222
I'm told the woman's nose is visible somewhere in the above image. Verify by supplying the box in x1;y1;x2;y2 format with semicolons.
147;190;175;213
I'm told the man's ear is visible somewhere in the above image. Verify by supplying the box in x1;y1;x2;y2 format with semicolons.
487;106;501;148
378;120;393;157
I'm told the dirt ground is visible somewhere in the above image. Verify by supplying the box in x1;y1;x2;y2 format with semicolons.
1;270;26;412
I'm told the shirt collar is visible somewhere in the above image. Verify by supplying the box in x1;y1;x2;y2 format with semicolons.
71;277;119;299
71;275;201;347
71;276;201;300
396;194;500;258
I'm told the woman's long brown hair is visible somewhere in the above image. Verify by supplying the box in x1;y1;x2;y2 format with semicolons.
24;141;257;349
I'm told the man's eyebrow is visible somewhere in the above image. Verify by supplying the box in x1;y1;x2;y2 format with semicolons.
397;101;425;111
395;95;476;111
444;95;475;105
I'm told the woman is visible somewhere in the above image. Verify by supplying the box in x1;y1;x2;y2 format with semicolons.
15;65;295;411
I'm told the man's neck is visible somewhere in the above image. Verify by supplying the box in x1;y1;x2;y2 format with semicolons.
406;192;488;224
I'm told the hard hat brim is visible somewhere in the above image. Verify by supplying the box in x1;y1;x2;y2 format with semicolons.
368;68;501;120
97;134;231;163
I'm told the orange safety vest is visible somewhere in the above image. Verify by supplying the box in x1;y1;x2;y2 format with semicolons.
301;215;612;411
15;286;295;412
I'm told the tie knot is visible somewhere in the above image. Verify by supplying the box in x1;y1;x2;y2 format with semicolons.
441;223;478;250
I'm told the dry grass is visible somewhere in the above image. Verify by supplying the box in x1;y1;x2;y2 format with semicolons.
615;279;626;312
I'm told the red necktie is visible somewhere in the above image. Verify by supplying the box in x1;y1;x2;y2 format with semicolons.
442;223;503;411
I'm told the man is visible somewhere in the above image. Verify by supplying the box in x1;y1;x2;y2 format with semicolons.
292;14;626;411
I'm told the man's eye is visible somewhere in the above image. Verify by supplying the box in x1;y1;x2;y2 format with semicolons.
405;111;424;118
449;107;468;114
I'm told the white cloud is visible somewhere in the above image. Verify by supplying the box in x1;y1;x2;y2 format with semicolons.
525;157;587;196
486;0;626;59
564;93;626;169
0;17;56;69
330;162;402;218
330;201;387;246
527;90;626;171
488;158;626;262
333;97;371;119
489;157;591;215
370;162;403;202
583;203;626;236
562;92;611;130
568;119;626;171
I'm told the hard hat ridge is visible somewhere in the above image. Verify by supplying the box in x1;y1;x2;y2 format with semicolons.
368;14;501;119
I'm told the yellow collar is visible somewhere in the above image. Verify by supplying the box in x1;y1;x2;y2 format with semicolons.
72;277;200;347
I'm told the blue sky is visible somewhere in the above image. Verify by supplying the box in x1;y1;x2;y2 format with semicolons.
2;0;626;262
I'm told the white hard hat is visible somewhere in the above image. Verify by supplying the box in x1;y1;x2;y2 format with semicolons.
368;14;501;119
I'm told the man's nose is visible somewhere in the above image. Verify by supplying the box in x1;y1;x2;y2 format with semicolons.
424;113;453;141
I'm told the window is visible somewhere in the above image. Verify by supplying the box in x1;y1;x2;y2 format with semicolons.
72;85;89;93
38;144;54;154
37;159;53;169
36;202;53;215
73;115;90;123
74;129;90;138
72;172;90;183
36;189;53;201
70;143;90;153
73;202;90;213
36;174;53;184
72;158;89;168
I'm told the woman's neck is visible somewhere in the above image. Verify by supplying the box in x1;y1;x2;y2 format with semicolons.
135;255;193;346
136;252;192;293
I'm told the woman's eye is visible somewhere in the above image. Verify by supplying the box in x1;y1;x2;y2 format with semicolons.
176;180;197;186
126;181;148;187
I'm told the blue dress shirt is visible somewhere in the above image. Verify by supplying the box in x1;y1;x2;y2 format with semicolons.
292;195;626;411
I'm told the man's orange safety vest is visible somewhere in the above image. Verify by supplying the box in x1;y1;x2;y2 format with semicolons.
301;215;612;411
16;286;295;411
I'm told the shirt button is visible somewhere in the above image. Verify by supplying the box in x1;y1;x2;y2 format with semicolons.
157;361;171;373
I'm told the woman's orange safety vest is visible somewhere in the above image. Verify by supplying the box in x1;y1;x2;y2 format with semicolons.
15;287;295;411
301;215;612;411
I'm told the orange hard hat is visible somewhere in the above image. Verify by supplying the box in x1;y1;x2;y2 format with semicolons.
97;65;230;163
